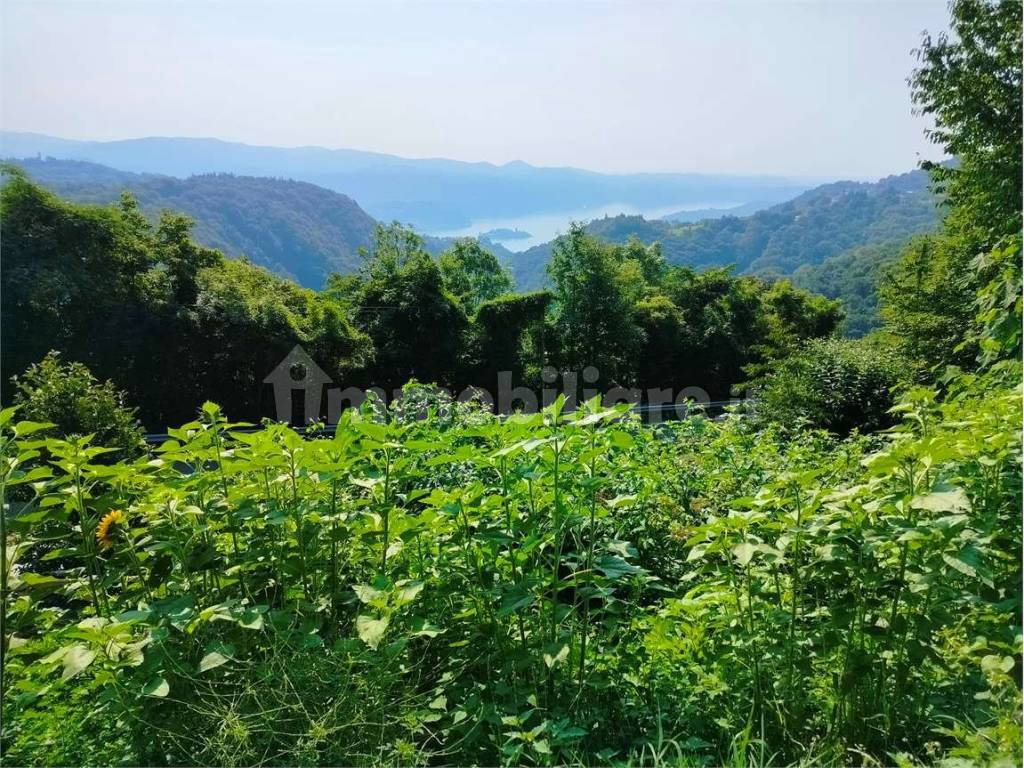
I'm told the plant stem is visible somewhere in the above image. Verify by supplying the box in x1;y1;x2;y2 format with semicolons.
577;429;598;694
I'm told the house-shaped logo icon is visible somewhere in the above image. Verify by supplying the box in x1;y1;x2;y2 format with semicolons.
263;345;333;424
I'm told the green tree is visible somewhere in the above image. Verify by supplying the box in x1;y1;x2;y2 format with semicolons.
353;224;469;389
663;267;765;397
633;293;692;394
881;0;1024;371
359;221;431;282
878;236;978;369
439;238;514;314
11;351;145;460
547;224;643;385
468;291;552;387
154;209;221;305
0;166;163;402
180;258;371;423
753;337;901;434
1;170;370;426
911;0;1022;247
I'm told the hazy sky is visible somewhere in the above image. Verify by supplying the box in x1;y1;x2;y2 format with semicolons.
1;0;951;178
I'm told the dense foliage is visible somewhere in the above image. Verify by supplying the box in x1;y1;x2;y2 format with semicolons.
8;156;942;342
439;238;516;315
7;158;379;288
791;240;904;337
1;185;839;426
1;358;1019;765
752;337;902;434
0;168;371;427
10;352;145;462
511;168;941;290
871;0;1022;379
0;3;1020;766
911;0;1022;248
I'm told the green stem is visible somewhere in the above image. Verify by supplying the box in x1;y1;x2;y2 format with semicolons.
785;486;804;698
289;450;309;602
211;425;240;558
500;457;529;658
75;467;108;618
381;448;391;574
330;477;339;619
577;429;598;694
0;470;9;700
123;530;154;602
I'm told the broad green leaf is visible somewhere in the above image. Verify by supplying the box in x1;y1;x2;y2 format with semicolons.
395;580;424;606
353;584;385;604
61;645;96;681
143;675;170;697
543;644;569;669
198;649;232;673
356;615;390;650
732;542;756;566
594;554;640;580
913;488;970;513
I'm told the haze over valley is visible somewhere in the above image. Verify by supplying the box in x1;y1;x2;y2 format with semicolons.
4;144;940;300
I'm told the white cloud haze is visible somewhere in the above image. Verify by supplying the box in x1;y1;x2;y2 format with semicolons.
1;0;951;177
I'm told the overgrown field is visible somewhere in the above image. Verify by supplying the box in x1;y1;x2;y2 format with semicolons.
2;367;1020;766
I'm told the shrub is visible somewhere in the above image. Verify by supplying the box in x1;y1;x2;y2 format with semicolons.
10;351;145;460
753;337;902;433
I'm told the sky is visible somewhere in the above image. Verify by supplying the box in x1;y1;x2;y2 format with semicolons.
1;0;951;178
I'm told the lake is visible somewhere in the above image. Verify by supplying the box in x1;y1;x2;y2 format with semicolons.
426;200;738;251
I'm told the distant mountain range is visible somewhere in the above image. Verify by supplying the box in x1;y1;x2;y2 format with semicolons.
661;200;774;223
1;131;810;231
6;155;943;332
509;168;942;288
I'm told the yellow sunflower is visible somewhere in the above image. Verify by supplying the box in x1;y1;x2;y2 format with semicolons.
96;509;126;550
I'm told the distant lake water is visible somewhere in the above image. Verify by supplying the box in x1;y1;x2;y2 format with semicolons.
427;201;738;251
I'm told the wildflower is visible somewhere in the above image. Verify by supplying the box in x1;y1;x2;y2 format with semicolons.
96;509;126;550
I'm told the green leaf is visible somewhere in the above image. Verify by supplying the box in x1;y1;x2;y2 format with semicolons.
981;654;1015;674
594;554;640;580
356;615;390;650
395;580;424;607
913;487;970;513
61;645;96;681
196;651;231;671
608;431;634;449
409;616;443;638
543;644;569;669
235;608;265;630
353;584;385;605
143;675;170;697
732;542;756;566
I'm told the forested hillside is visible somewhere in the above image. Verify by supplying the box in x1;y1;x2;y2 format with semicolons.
790;240;905;336
0;167;841;427
11;157;929;332
512;168;941;289
660;199;773;222
7;158;378;287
